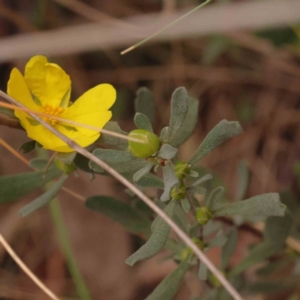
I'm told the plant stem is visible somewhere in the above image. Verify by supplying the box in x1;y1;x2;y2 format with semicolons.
49;197;92;300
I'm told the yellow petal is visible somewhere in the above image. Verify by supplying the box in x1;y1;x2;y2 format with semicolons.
7;68;40;129
7;68;39;111
24;55;71;108
61;84;116;136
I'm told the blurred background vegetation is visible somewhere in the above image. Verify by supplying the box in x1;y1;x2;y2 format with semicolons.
0;0;300;299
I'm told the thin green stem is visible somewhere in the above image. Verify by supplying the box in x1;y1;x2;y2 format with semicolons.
37;149;91;300
49;198;92;300
121;0;212;55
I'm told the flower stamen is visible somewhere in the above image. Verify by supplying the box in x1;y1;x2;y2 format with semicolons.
42;105;64;126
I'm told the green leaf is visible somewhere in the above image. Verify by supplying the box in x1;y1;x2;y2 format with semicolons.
90;149;147;174
235;160;249;201
134;87;155;123
188;186;206;196
188;120;243;165
158;144;178;160
198;262;208;280
203;221;222;237
181;198;190;213
97;121;128;149
206;187;225;210
136;173;164;189
257;259;290;276
56;152;76;164
167;87;189;145
29;158;55;170
73;153;94;173
126;200;177;266
0;106;18;118
172;205;188;234
172;97;199;146
19;173;68;216
133;162;154;182
244;281;293;294
0;168;62;204
213;193;286;217
221;228;238;270
264;213;292;247
191;174;213;186
160;165;179;201
145;259;190;300
134;113;153;132
160;127;169;143
19;140;37;154
208;234;227;248
86;196;151;234
230;242;280;276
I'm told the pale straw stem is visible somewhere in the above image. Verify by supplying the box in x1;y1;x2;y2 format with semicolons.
0;234;61;300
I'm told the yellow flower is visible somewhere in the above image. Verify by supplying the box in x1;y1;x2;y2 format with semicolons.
7;55;116;152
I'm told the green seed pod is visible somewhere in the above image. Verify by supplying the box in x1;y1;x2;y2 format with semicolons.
174;161;191;179
55;159;76;174
128;129;160;158
196;206;212;225
171;183;187;200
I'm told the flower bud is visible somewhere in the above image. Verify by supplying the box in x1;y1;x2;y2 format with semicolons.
174;161;191;179
171;183;187;200
196;206;212;225
55;159;76;174
128;129;160;158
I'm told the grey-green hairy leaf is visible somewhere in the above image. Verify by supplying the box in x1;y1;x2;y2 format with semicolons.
189;186;206;196
181;198;191;213
206;187;225;210
19;173;68;217
133;162;154;182
160;127;169;143
55;152;76;164
230;242;282;276
160;165;179;202
192;174;213;186
136;173;164;189
134;113;153;132
134;87;155;123
126;200;177;266
172;97;199;146
198;262;208;281
167;87;189;145
208;234;227;248
91;149;147;174
145;259;190;300
221;228;238;270
213;193;286;217
236;160;249;201
0;168;62;204
189;120;243;165
97;121;128;149
264;213;292;247
29;158;53;170
86;196;151;234
158;144;178;160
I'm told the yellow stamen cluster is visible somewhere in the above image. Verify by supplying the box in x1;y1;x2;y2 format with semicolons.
42;105;64;126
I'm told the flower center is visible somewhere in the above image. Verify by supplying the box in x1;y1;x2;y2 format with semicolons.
42;105;64;126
